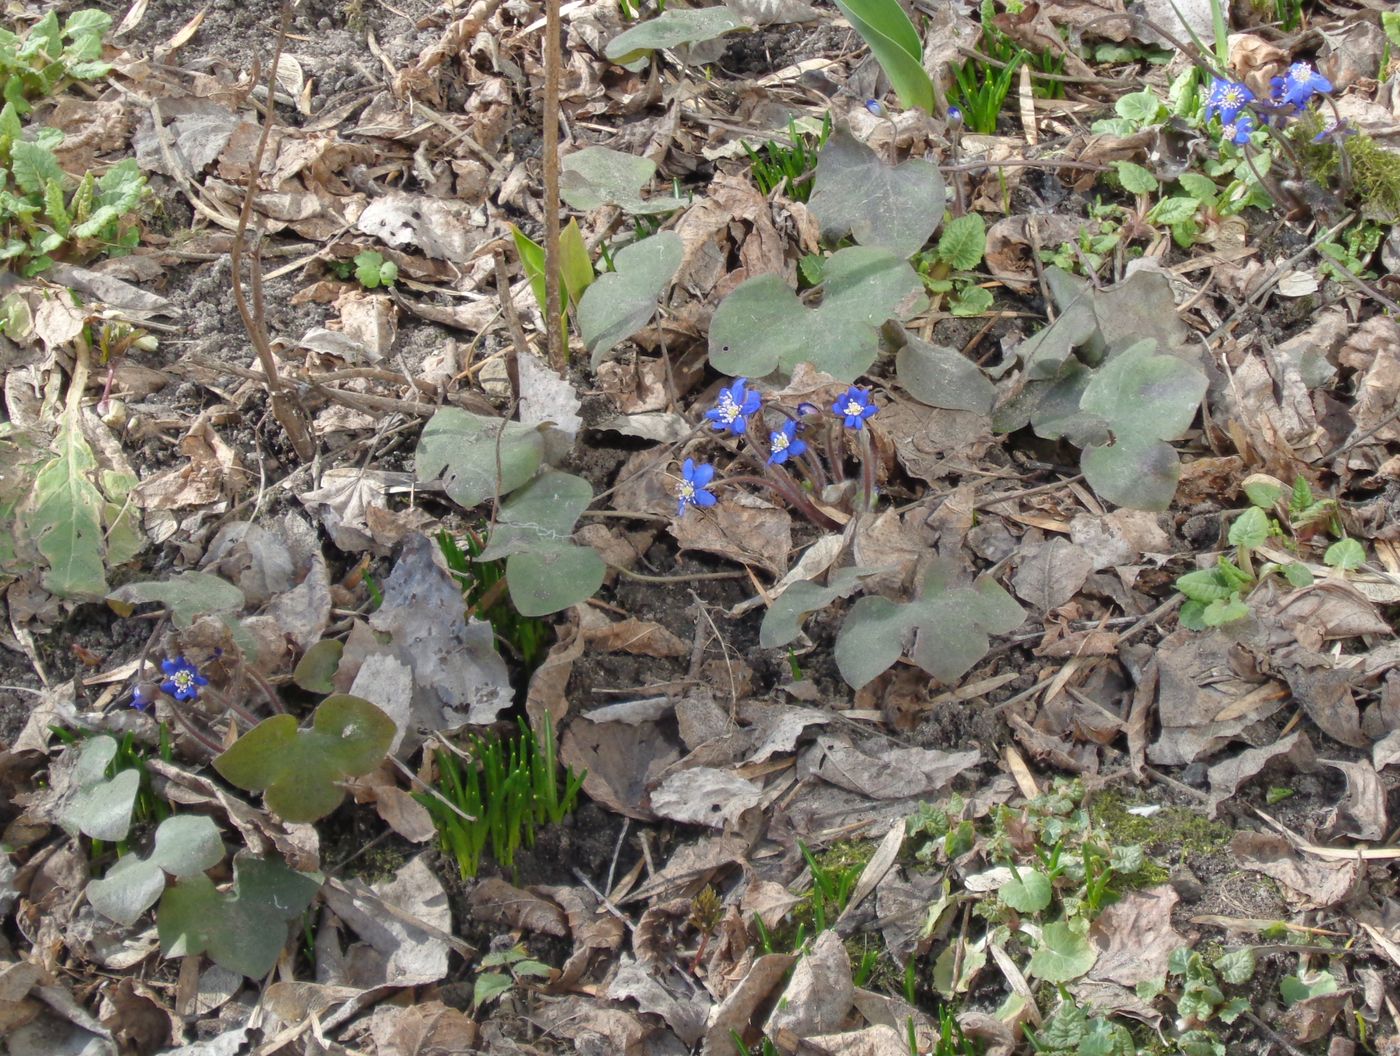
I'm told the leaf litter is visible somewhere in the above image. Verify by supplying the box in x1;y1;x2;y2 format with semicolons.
1;0;1400;1052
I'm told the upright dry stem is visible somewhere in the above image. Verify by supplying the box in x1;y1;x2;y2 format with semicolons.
542;0;564;371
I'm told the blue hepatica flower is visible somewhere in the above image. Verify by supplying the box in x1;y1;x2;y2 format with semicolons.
675;458;717;516
1312;119;1355;144
130;683;155;711
160;656;208;702
833;386;879;430
704;377;761;436
767;420;808;466
1222;112;1256;145
1271;61;1331;109
865;98;884;116
1204;78;1254;124
947;106;963;125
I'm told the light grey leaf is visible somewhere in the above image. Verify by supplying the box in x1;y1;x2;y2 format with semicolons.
809;129;945;259
578;232;683;365
895;334;995;413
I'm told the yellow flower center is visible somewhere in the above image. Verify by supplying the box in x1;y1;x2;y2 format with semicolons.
714;393;739;423
844;400;864;417
677;481;695;501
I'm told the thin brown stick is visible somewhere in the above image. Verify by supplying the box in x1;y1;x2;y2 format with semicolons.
230;0;315;461
542;0;564;370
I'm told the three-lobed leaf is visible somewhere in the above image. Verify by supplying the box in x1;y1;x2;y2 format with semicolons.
158;851;322;979
414;407;545;510
106;570;245;628
808;130;945;259
88;814;224;925
59;735;139;841
577;232;683;366
709;245;923;381
213;695;396;822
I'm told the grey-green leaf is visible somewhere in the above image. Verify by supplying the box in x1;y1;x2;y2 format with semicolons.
560;146;680;215
604;7;742;69
760;567;872;649
895;334;995;413
1027;920;1098;982
1000;869;1053;913
414;408;545;510
506;544;606;618
60;736;140;842
578;232;683;366
157;852;322;979
709;246;924;381
89;814;225;925
809;130;945;258
106;571;246;629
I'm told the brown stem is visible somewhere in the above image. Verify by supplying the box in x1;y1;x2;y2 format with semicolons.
542;0;564;371
230;0;315;461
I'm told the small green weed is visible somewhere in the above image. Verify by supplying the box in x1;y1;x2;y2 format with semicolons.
949;49;1021;134
473;943;553;1008
329;249;398;288
914;212;993;316
437;529;549;669
742;113;831;201
418;716;585;880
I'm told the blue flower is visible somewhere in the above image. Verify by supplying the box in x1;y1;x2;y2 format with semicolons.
704;377;761;435
160;657;208;702
865;99;884;116
675;459;717;516
947;106;963;125
833;386;878;430
130;683;155;711
1204;78;1254;124
1221;112;1256;145
767;420;808;466
1271;61;1331;109
1312;119;1354;144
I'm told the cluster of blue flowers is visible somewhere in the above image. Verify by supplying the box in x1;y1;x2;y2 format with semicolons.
676;377;879;515
1203;61;1332;145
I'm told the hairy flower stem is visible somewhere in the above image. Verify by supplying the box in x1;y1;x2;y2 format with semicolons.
857;429;877;513
723;474;842;531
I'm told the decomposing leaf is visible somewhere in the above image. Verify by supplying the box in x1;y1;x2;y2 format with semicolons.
320;854;451;986
809;130;945;259
414;407;544;510
1230;831;1360;908
835;558;1024;688
88;815;224;925
158;852;321;979
213;695;395;823
650;767;761;828
765;929;854;1038
1012;539;1094;612
709;246;924;381
813;735;979;800
578;232;683;365
1087;886;1185;986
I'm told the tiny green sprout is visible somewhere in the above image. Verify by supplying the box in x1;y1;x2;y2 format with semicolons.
353;249;398;288
1324;536;1365;571
473;944;553;1009
1266;786;1295;805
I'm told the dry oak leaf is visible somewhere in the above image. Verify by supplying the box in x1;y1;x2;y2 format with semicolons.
1087;886;1187;987
1230;830;1361;909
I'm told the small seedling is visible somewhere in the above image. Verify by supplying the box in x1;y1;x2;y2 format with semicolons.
914;212;993;316
949;46;1022;134
352;249;397;288
418;716;585;880
473;944;553;1008
437;530;548;669
742;113;831;201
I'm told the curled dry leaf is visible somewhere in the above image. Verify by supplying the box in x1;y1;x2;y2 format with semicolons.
649;767;761;828
764;929;854;1039
1231;830;1361;909
1087;886;1187;987
812;736;980;800
468;878;568;937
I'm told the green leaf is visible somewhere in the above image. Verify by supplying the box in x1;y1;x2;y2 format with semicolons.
808;129;945;258
59;735;139;841
1385;11;1400;49
831;0;935;113
577;231;683;366
43;176;70;235
1177;1030;1225;1056
835;558;1024;688
938;213;986;271
158;852;321;979
23;401;108;598
559;218;594;307
560;146;679;215
1201;593;1249;626
414;407;545;510
759;567;872;649
1114;160;1158;195
710;245;923;381
1282;562;1313;588
10;139;63;196
604;8;743;69
949;283;993;317
895;334;995;413
1148;195;1198;225
1114;89;1163;126
89;815;225;925
1280;970;1338;1004
1000;869;1052;913
1213;946;1256;985
473;971;514;1008
1324;537;1364;570
1228;506;1269;549
475;471;605;617
95;158;144;213
106;571;245;629
293;639;343;693
101;469;144;568
354;250;392;288
1027;919;1098;982
1241;474;1283;509
213;695;396;822
1177;172;1219;206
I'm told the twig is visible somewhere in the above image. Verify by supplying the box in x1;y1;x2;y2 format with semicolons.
542;0;564;371
230;0;316;462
